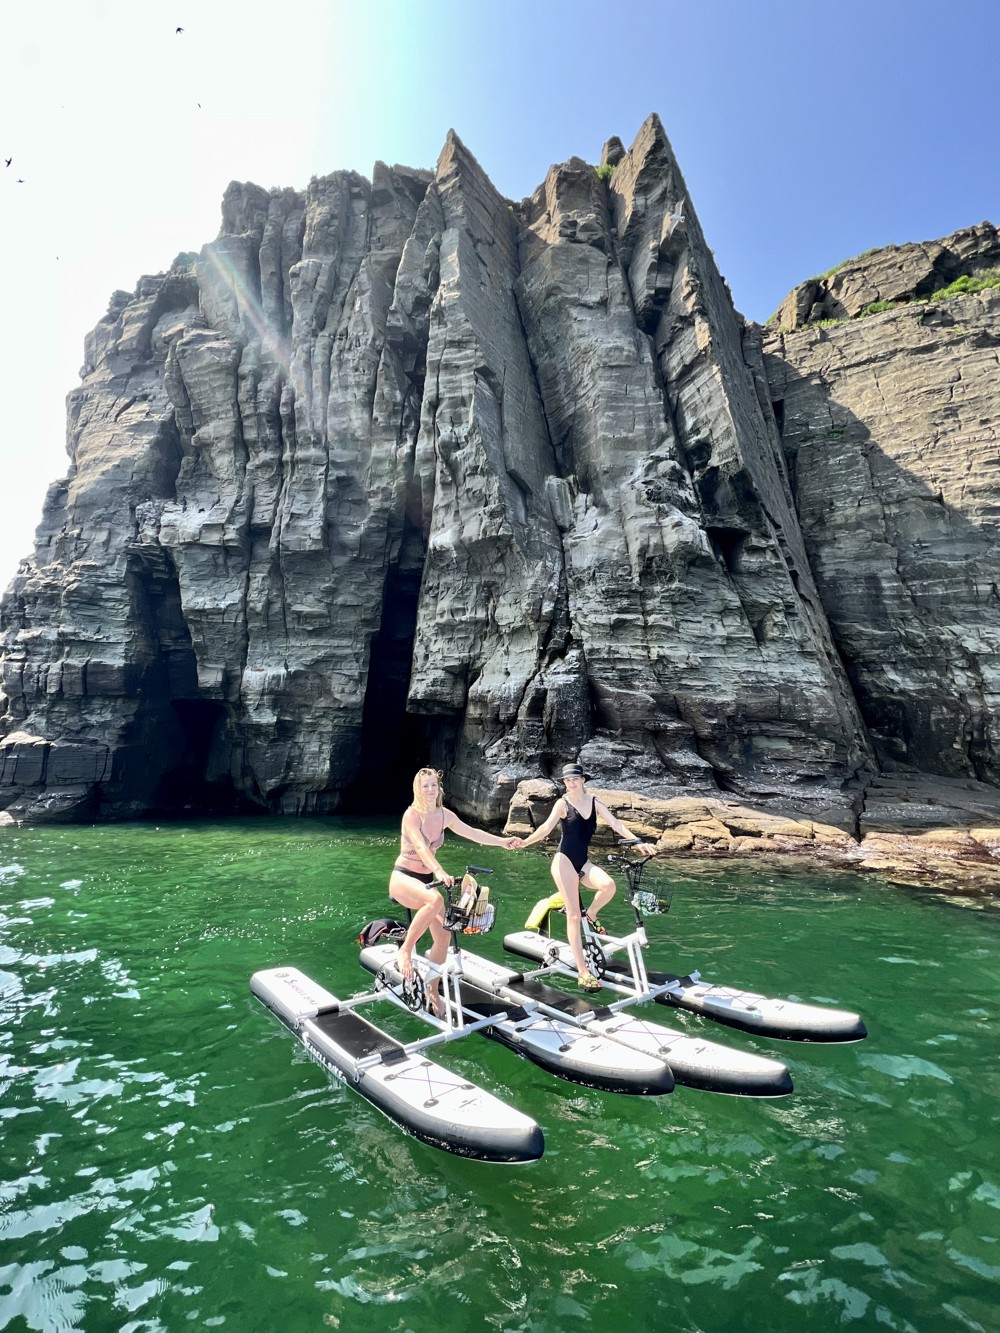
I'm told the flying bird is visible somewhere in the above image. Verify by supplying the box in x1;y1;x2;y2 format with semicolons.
176;26;184;33
4;157;11;168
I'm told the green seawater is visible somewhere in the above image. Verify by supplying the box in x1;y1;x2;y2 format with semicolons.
1;819;998;1333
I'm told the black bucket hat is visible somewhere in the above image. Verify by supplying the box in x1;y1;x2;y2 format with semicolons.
560;762;592;781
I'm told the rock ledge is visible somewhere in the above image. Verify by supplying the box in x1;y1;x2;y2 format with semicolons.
505;775;1000;894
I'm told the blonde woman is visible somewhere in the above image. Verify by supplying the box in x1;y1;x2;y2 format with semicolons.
517;763;657;991
390;767;519;1014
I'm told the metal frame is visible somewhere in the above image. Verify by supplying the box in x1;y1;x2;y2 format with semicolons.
518;846;691;1003
352;866;515;1061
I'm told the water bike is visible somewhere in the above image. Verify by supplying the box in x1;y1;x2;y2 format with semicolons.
456;947;792;1097
504;848;868;1044
250;871;544;1163
358;868;675;1098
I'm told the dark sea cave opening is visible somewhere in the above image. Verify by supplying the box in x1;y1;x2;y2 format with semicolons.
132;549;262;818
340;527;450;816
149;698;261;817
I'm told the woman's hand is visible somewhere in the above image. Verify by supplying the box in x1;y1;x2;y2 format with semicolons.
505;836;524;850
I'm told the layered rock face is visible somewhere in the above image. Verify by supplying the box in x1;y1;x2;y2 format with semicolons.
2;114;994;827
771;223;1000;330
510;126;871;815
761;240;1000;785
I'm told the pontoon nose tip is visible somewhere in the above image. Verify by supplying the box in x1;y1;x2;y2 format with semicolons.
518;1123;545;1162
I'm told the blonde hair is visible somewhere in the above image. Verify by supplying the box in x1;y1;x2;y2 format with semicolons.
411;767;444;814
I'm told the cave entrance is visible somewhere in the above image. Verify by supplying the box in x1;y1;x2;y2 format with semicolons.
151;698;253;814
341;525;452;815
131;548;262;817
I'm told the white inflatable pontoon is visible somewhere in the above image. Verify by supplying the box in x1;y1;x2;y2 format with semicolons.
459;949;793;1097
251;965;544;1163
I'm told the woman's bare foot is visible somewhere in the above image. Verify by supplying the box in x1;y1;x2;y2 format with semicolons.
427;988;446;1019
396;948;414;982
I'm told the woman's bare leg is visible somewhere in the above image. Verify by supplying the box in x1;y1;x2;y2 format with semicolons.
421;916;451;1017
580;863;616;923
390;870;446;983
550;853;589;978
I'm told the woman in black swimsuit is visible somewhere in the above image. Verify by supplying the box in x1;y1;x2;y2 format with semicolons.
391;768;520;1013
516;763;656;991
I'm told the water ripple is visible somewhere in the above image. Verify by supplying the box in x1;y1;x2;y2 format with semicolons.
1;819;999;1331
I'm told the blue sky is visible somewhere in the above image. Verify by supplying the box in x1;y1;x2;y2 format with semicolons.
2;0;998;589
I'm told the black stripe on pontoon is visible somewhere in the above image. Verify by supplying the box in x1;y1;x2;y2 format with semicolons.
503;977;594;1018
312;1009;404;1062
603;959;687;987
379;1046;409;1065
457;980;530;1023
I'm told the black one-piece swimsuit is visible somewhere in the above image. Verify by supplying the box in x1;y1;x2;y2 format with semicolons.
558;801;597;873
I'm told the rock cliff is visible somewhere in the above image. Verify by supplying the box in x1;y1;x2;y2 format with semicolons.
761;230;1000;788
1;115;997;830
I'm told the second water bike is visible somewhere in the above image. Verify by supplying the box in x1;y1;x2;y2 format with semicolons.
504;848;868;1044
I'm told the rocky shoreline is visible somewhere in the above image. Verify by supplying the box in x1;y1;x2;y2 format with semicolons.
4;767;999;895
504;774;1000;895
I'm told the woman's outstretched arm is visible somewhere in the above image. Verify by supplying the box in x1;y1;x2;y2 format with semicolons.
443;808;520;850
593;799;657;851
515;799;566;849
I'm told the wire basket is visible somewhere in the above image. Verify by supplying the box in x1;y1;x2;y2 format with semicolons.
628;887;674;916
448;874;496;935
462;900;496;935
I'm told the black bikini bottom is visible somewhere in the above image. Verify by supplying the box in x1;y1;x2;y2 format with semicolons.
393;866;436;885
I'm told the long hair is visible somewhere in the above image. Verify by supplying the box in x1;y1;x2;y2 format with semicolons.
411;767;444;815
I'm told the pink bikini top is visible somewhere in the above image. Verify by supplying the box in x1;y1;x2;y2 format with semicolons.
397;808;445;866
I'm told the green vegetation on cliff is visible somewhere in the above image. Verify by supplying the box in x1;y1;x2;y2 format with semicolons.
770;267;1000;330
